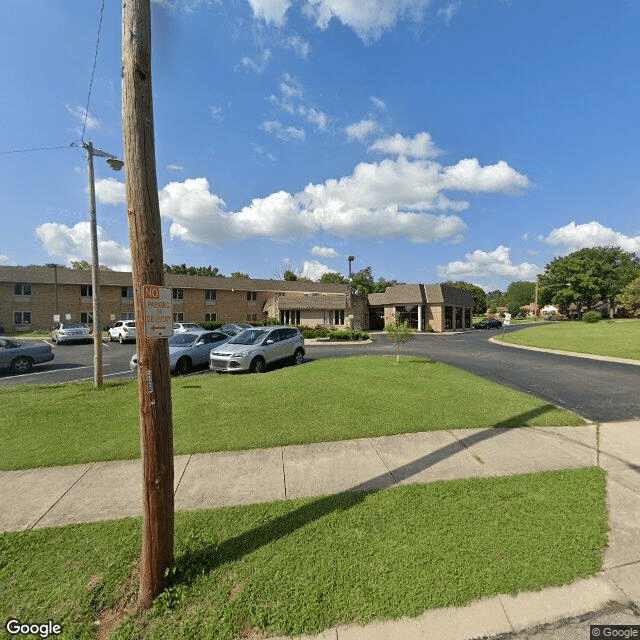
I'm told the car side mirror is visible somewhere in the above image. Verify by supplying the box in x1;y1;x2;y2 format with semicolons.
265;339;274;345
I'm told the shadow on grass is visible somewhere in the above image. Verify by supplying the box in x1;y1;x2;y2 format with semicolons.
170;404;558;587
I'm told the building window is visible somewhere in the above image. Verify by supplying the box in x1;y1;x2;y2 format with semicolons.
80;312;94;324
122;286;134;299
173;288;184;300
280;310;301;325
324;310;344;325
205;289;217;301
205;312;217;322
13;283;32;297
81;284;93;298
247;291;257;302
464;308;471;328
247;313;258;321
173;312;184;322
13;311;32;325
121;312;135;320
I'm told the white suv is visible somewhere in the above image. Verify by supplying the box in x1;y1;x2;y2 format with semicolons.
210;326;304;373
108;320;136;343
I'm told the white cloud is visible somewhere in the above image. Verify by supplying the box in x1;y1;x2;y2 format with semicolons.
209;106;223;120
437;246;540;284
95;178;126;205
283;35;310;59
539;221;640;253
299;106;328;131
370;96;387;111
0;254;16;265
35;222;131;271
346;118;379;141
311;246;339;258
369;132;441;159
302;0;432;42
261;120;306;142
156;144;530;248
247;0;291;26
242;48;272;73
65;104;101;132
440;158;531;193
437;2;458;26
301;259;333;280
280;73;304;100
167;164;184;172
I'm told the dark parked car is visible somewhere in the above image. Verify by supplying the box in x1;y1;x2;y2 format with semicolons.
0;337;54;374
473;319;503;330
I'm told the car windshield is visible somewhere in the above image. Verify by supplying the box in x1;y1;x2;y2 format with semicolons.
65;324;89;330
228;329;269;345
169;333;198;347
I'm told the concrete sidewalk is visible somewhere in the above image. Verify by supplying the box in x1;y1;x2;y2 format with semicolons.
1;422;638;639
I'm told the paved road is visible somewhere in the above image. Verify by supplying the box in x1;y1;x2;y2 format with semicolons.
2;327;639;423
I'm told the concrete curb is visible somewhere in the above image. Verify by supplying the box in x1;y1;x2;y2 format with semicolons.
489;336;640;366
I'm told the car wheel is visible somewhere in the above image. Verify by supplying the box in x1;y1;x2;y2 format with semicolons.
108;333;114;342
11;356;33;374
119;334;124;344
175;357;190;376
250;357;265;373
293;348;304;365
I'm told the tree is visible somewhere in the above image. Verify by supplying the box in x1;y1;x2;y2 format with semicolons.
231;272;250;279
540;246;640;315
443;281;487;314
485;290;504;313
619;275;640;314
384;320;416;364
283;270;298;281
503;281;536;315
320;272;348;284
164;264;224;277
71;260;113;271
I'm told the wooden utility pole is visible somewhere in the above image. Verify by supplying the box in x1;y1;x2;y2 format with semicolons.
85;141;103;389
122;0;174;610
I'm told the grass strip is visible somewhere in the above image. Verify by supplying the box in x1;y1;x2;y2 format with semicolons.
0;356;584;471
0;467;608;640
501;320;640;360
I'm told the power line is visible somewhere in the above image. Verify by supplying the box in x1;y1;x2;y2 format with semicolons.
0;144;75;156
81;0;106;142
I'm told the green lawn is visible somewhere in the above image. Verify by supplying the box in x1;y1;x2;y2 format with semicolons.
0;356;584;471
501;319;640;360
0;467;608;640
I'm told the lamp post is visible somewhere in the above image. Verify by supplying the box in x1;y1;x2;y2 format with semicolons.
83;141;124;388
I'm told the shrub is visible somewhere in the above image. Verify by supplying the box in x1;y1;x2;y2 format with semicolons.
582;311;602;323
199;321;223;330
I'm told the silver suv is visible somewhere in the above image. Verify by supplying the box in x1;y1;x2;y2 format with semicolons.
210;326;304;373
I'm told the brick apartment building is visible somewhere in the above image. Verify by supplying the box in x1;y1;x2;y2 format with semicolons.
0;265;474;334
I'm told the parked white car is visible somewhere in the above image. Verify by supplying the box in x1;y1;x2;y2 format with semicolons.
210;326;304;373
51;322;92;345
108;320;136;343
173;322;203;333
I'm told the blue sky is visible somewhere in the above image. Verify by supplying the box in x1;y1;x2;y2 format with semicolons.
2;0;640;291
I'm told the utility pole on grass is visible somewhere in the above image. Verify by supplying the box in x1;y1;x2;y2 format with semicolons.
122;0;175;611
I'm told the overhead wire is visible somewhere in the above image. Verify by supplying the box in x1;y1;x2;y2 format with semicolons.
81;0;106;143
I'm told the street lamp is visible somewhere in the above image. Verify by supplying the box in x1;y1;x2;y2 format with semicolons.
83;141;124;388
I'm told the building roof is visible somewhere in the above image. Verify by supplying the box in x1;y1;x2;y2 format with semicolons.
368;283;474;307
0;266;350;294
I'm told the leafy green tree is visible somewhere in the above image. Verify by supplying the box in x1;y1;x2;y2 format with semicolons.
503;281;536;315
319;272;348;284
443;281;487;313
619;275;640;313
283;270;298;281
231;272;250;279
384;320;416;364
540;246;640;315
485;290;504;313
71;260;112;271
164;264;224;277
